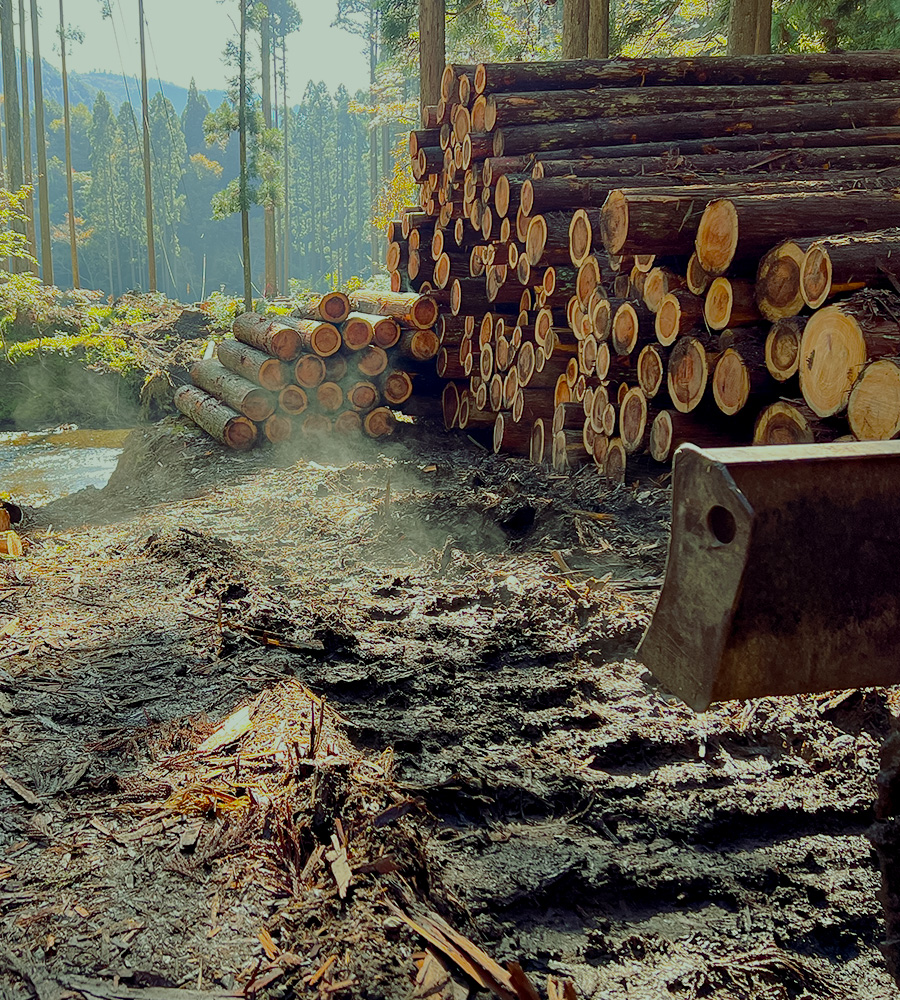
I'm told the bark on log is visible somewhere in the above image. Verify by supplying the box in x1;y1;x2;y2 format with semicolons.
799;290;900;416
800;229;900;309
191;359;275;421
493;100;900;157
217;338;290;391
474;52;900;96
174;385;258;451
695;188;900;276
233;312;303;361
484;80;900;131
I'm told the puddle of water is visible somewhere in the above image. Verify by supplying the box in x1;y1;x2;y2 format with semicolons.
0;427;133;506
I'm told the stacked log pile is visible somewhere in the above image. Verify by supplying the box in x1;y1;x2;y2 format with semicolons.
390;52;900;477
175;290;441;449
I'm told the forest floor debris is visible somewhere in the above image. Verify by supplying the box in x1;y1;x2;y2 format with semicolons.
0;420;897;999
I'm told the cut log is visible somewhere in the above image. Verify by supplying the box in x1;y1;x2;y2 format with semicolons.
753;399;840;445
800;229;900;309
648;408;733;462
604;437;627;483
396;328;440;361
355;345;390;378
0;531;23;557
619;387;649;454
764;317;803;381
233;312;303;361
264;414;293;444
474;52;900;96
655;290;704;346
611;301;655;356
482;80;900;131
755;240;810;320
686;252;712;296
324;354;348;383
530;418;547;464
637;344;669;400
526;213;577;266
363;407;397;438
695;188;900;276
667;335;718;413
492;100;900;157
641;266;685;314
277;385;309;416
349;290;438;330
334;410;363;435
315;382;344;414
601;189;720;257
299;413;333;435
342;313;376;351
345;380;380;411
799;290;900;417
293;291;351;324
190;359;275;421
217;338;290;391
443;381;462;428
704;277;761;330
552;428;592;471
174;385;258;451
494;412;531;454
552;401;587;435
848;358;900;440
711;342;771;416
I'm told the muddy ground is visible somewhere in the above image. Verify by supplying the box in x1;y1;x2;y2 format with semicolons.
0;418;897;1000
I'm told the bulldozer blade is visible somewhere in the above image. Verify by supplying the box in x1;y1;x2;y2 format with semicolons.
638;440;900;712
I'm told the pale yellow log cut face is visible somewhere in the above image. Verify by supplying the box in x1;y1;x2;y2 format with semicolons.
848;358;900;440
799;306;867;417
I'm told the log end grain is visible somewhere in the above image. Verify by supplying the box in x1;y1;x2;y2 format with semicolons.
764;318;802;381
800;243;833;309
753;400;815;445
756;241;805;320
799;305;868;417
667;336;710;413
364;407;397;438
695;198;739;277
294;354;327;388
711;348;750;416
848;358;900;440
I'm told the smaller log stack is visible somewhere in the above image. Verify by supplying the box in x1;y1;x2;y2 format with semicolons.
176;290;442;450
389;53;900;478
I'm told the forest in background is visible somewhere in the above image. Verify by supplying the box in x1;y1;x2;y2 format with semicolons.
0;0;896;303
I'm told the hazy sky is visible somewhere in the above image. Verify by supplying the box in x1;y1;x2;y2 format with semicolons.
34;0;372;100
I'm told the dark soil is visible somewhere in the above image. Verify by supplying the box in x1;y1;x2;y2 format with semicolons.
0;418;896;1000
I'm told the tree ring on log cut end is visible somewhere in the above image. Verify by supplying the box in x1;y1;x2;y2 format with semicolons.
525;215;548;266
363;407;397;438
765;320;801;381
595;341;611;380
604;438;627;483
649;410;673;463
334;410;362;435
667;336;709;413
383;372;414;406
342;316;375;351
319;292;351;323
227;419;258;451
492;413;506;453
569;210;593;269
848;358;900;440
638;344;665;398
316;382;344;413
704;277;735;332
799;306;867;417
600;190;628;256
757;242;805;320
348;381;380;411
521;179;535;217
695;199;739;276
356;346;390;377
412;296;439;329
620;388;648;454
373;317;401;349
442;382;461;429
311;323;342;357
800;244;833;309
712;348;750;415
592;432;609;467
495;174;510;217
655;294;680;346
753;401;814;445
686;252;712;296
530;419;546;464
612;303;639;356
301;413;332;435
264;414;293;444
278;386;308;416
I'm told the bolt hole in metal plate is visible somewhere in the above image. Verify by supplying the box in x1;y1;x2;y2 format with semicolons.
707;504;736;544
